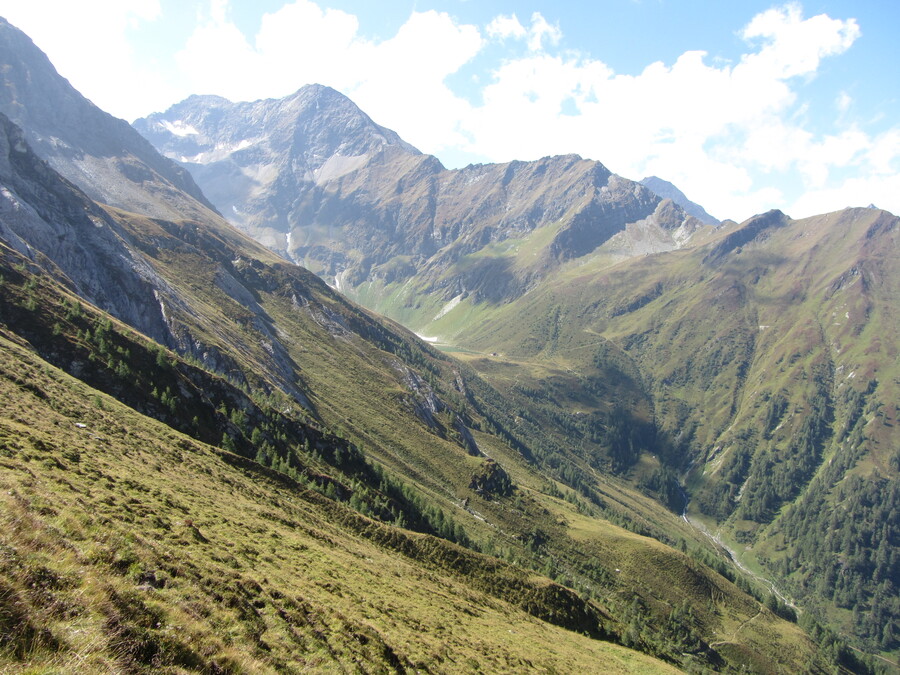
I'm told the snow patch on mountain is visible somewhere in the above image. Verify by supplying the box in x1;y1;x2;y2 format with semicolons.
162;120;199;137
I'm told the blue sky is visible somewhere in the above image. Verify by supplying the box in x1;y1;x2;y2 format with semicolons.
2;0;898;221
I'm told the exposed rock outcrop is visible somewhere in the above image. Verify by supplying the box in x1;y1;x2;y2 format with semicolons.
469;459;514;499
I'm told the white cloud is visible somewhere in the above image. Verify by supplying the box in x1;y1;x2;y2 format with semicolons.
799;128;869;187
347;11;482;153
789;173;900;216
787;126;900;217
174;2;482;154
175;0;365;101
168;2;885;221
836;91;853;114
866;128;900;175
527;12;562;52
176;12;259;99
486;14;526;41
485;12;561;52
740;3;860;79
455;4;876;221
1;0;167;120
4;1;894;221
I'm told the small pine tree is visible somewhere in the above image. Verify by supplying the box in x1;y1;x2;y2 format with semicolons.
254;446;268;466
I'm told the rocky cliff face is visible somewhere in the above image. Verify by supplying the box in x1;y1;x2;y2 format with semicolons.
135;87;710;304
0;17;217;221
0;108;310;400
0;112;171;342
133;85;418;233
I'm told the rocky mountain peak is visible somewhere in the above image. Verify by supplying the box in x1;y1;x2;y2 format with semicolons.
133;84;423;234
640;175;719;225
135;83;419;174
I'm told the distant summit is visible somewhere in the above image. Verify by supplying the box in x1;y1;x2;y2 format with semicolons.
640;176;719;226
133;85;420;235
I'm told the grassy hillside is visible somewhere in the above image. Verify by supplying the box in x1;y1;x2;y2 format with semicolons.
0;104;880;670
0;332;683;673
0;31;887;669
0;209;841;671
426;207;898;660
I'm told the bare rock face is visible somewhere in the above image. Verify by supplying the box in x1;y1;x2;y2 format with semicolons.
133;85;419;234
0;18;313;396
135;87;710;304
0;17;217;221
0;112;171;343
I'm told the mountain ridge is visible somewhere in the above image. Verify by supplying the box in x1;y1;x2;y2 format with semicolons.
452;203;899;654
0;96;831;672
0;16;218;221
134;87;711;307
134;84;421;234
132;67;898;661
640;175;720;226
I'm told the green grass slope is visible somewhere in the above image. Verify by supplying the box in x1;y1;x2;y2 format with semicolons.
0;106;860;670
446;207;899;661
0;332;682;673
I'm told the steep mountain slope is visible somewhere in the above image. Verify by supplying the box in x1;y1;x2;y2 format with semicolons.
455;206;900;656
640;176;720;226
135;88;710;312
0;17;216;221
0;225;836;673
0;314;680;673
0;19;853;673
0;111;170;343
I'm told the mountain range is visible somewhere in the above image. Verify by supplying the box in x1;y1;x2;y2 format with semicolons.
133;88;711;308
1;14;897;673
133;85;900;668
